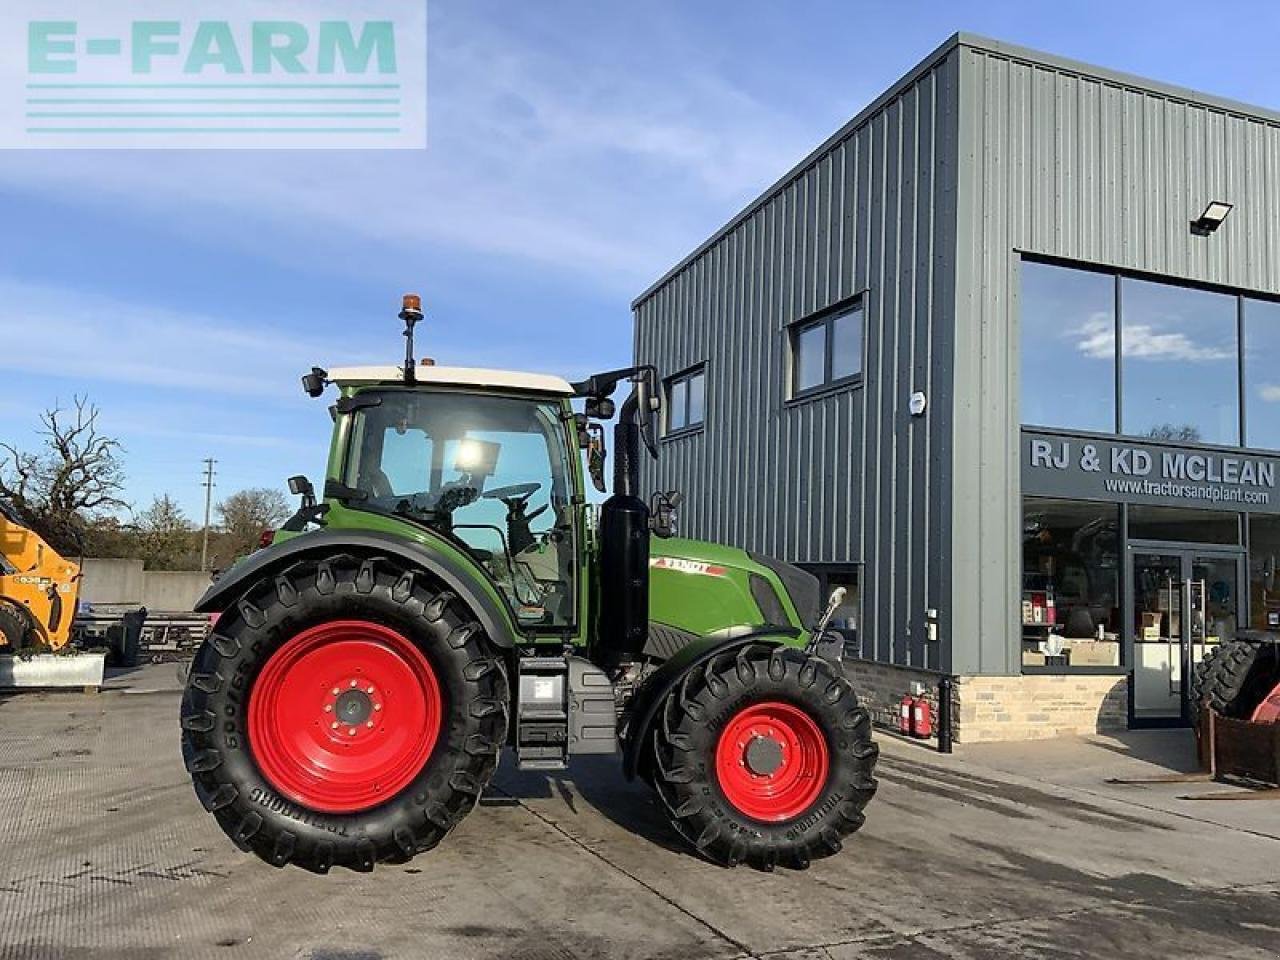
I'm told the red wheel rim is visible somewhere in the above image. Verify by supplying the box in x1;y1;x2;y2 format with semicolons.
714;701;829;822
247;620;442;814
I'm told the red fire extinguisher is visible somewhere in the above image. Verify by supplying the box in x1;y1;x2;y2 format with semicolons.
911;697;934;739
898;695;914;735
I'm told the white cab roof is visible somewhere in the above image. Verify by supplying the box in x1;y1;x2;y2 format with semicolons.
327;364;574;396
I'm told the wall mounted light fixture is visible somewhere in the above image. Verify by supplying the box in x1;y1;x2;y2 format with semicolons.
1190;200;1233;236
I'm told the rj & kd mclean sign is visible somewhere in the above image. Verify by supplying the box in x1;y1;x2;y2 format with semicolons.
1021;430;1280;514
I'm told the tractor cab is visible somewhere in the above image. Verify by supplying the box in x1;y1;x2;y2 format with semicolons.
325;368;581;629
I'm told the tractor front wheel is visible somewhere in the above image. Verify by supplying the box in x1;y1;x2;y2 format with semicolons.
650;643;877;870
180;553;509;873
0;602;30;652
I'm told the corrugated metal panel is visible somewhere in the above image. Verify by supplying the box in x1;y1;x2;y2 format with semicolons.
634;51;960;672
951;45;1280;674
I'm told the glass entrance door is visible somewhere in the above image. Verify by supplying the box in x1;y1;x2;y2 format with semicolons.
1128;544;1244;725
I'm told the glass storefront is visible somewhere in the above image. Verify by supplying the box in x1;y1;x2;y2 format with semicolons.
1019;496;1261;725
1247;514;1280;630
1021;498;1121;669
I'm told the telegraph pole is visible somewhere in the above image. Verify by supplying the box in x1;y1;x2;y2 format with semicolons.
200;458;217;571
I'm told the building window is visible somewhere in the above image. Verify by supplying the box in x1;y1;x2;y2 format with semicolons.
1019;259;1280;451
1248;514;1280;629
1022;498;1122;670
1244;297;1280;451
1121;278;1239;446
799;565;861;654
665;365;705;435
790;301;863;398
1020;260;1117;433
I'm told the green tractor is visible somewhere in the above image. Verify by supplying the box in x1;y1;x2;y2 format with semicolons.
180;295;878;873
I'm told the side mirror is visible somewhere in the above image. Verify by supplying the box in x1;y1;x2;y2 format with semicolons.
635;369;660;459
649;490;682;538
301;367;328;398
586;424;608;494
288;475;316;508
574;415;608;494
585;396;615;420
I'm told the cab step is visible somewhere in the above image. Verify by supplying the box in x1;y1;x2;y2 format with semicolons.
514;655;618;771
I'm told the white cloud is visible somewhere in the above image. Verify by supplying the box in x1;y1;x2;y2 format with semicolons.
1259;384;1280;403
1122;323;1235;362
1072;315;1234;363
1071;314;1115;359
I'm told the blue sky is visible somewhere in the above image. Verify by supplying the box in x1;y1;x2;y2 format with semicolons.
3;0;1280;521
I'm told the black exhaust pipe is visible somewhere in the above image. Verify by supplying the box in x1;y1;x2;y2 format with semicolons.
597;390;650;668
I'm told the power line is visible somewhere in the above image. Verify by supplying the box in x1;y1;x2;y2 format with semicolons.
200;457;217;571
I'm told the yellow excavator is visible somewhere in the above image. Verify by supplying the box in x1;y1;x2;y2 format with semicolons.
0;498;80;653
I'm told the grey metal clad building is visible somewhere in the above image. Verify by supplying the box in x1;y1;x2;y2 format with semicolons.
632;33;1280;740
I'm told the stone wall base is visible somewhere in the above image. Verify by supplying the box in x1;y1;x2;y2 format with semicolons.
843;659;1128;744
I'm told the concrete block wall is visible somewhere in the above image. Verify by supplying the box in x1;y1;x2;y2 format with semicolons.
139;571;214;611
78;559;211;612
844;658;1128;744
78;559;146;606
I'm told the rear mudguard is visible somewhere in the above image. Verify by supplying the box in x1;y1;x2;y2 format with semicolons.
194;529;519;649
622;629;794;781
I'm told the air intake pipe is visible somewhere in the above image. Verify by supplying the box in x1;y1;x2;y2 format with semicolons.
597;389;651;668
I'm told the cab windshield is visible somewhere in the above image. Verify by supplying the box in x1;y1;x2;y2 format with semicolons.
343;389;576;628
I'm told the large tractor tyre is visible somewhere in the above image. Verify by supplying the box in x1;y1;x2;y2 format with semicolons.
0;602;30;652
650;643;878;870
1190;639;1280;725
179;552;509;874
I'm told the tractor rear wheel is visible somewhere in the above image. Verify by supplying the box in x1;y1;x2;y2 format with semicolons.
179;553;509;873
650;643;877;870
1190;638;1280;726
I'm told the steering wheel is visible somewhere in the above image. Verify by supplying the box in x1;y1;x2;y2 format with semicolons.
483;482;542;502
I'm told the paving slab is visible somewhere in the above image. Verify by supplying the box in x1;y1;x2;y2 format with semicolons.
0;665;1277;960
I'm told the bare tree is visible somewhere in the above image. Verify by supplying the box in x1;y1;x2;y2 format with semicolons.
0;397;126;553
136;494;197;570
216;487;291;559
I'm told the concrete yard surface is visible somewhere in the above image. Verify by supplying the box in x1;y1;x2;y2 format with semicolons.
1;665;1277;960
